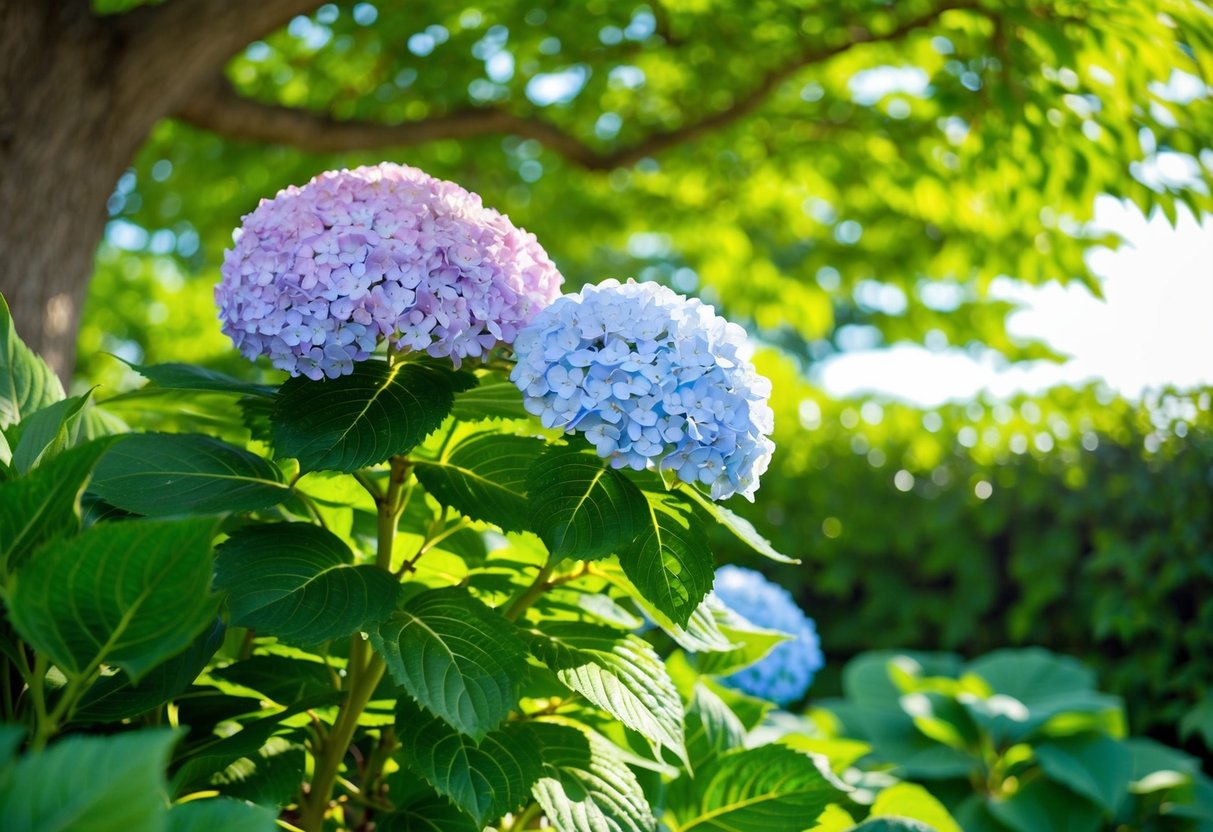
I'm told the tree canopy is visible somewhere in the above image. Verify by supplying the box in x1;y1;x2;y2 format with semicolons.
73;0;1213;385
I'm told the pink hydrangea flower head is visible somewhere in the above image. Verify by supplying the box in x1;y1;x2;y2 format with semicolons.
216;163;564;379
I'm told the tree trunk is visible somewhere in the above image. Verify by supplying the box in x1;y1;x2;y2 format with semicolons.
0;3;132;380
0;0;319;382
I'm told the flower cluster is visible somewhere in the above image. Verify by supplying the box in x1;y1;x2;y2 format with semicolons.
712;566;823;706
510;279;774;501
216;163;563;379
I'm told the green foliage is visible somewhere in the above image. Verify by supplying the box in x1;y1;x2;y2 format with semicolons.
0;729;180;832
8;516;220;682
84;0;1213;392
0;291;884;832
372;586;531;739
213;523;399;645
0;294;63;432
413;432;543;532
526;445;645;560
271;360;472;473
396;699;543;826
741;353;1213;747
817;648;1213;831
90;433;288;515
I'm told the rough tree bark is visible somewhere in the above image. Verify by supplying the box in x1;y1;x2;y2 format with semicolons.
0;0;319;381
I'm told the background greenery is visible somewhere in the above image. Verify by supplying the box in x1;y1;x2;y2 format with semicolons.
76;0;1213;770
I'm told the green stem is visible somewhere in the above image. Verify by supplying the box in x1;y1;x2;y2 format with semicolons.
298;456;409;831
507;802;543;831
503;559;556;623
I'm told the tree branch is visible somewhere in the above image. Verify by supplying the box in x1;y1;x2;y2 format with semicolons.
175;0;979;170
105;0;323;126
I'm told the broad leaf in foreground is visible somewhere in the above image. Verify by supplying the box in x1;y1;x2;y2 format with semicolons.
0;438;114;576
527;445;644;559
376;779;481;832
171;693;343;793
8;516;220;681
681;486;798;564
1034;735;1131;814
693;604;791;677
75;619;225;723
10;390;91;474
620;490;713;627
530;721;657;832
0;729;176;831
530;622;686;763
414;433;545;532
214;523;398;645
0;293;64;432
450;377;529;422
166;797;278;832
371;587;528;739
129;361;276;397
90;433;288;516
397;699;543;826
271;360;469;472
668;744;843;832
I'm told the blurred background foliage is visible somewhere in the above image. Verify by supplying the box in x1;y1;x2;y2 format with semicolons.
78;0;1212;765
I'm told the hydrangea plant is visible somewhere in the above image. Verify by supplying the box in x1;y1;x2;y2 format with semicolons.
0;167;952;832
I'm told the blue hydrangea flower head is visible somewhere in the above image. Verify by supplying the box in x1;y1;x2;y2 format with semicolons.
712;565;823;706
509;279;775;501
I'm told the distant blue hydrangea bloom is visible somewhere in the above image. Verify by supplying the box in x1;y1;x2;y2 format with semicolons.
712;565;823;706
509;279;775;501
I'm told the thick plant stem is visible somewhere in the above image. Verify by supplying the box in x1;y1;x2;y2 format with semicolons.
298;456;408;831
298;647;386;831
503;560;555;623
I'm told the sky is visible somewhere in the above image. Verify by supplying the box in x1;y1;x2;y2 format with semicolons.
816;198;1213;407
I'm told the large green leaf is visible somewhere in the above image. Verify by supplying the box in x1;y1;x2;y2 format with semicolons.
89;433;288;516
668;744;843;832
128;361;276;397
210;654;335;705
966;648;1096;703
1034;735;1131;814
985;778;1103;832
213;523;399;645
74;619;225;723
8;516;220;681
0;728;176;832
868;783;962;832
530;721;657;832
376;781;481;832
526;445;645;559
530;622;685;763
166;798;277;832
171;693;342;793
414;433;545;532
271;360;469;472
397;699;543;826
10;390;91;474
0;293;64;432
620;490;713;627
681;487;798;564
211;743;307;808
450;378;529;422
683;683;747;771
692;600;790;677
371;587;528;739
0;437;114;576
